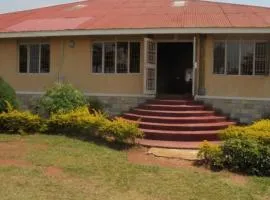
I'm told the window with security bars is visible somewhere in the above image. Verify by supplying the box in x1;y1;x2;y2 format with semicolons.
19;43;50;73
117;42;128;73
92;42;140;74
227;41;239;75
213;40;269;76
213;42;225;74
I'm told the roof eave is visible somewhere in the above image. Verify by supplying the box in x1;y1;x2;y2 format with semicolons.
0;27;270;38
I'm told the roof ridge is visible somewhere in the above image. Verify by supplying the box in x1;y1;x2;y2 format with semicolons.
201;0;270;9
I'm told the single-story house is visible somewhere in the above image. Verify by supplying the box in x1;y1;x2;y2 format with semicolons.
1;0;270;123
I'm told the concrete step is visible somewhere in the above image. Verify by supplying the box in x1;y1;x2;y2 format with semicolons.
136;139;221;149
139;104;206;111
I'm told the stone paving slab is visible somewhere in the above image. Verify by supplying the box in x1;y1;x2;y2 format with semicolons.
147;147;199;161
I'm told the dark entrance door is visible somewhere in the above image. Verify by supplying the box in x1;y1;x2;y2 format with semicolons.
157;43;193;95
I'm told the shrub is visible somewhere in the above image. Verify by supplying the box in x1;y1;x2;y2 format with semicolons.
219;120;270;144
39;83;87;115
99;117;144;143
0;77;18;112
197;141;224;171
0;107;43;134
198;139;270;176
222;139;270;176
87;97;105;113
46;106;109;135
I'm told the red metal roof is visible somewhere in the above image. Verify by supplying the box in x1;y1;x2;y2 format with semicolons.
0;0;270;33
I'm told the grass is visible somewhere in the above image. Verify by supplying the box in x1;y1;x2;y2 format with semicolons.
0;134;269;200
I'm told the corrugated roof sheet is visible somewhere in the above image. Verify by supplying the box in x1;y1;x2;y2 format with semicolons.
0;0;270;33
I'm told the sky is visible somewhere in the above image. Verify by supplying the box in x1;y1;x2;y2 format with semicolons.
0;0;270;14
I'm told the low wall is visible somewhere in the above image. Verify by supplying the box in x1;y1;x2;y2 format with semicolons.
17;93;152;115
196;96;270;124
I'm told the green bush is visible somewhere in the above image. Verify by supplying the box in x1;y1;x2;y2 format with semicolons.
0;108;43;134
198;139;270;176
46;106;109;135
46;106;143;144
197;141;224;171
219;120;270;144
39;83;87;115
99;117;144;143
0;77;18;112
87;97;105;113
222;139;270;176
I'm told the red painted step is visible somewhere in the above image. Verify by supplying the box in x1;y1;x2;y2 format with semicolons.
139;104;206;111
132;121;235;131
136;139;222;149
141;129;220;141
123;113;227;124
121;97;236;149
132;108;215;117
147;99;199;105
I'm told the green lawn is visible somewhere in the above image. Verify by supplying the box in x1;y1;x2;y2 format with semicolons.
0;134;269;200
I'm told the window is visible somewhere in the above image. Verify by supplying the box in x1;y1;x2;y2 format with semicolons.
19;43;50;73
92;42;140;73
227;41;240;75
213;40;269;76
213;42;225;74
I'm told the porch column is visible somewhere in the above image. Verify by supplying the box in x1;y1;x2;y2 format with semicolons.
198;34;207;95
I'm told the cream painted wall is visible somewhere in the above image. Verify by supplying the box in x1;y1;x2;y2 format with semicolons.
203;34;270;98
0;36;144;95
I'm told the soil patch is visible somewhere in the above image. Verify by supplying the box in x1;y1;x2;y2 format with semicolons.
128;147;203;170
45;166;64;177
0;159;32;168
0;140;27;159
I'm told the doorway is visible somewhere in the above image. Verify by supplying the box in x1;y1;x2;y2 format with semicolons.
157;42;193;95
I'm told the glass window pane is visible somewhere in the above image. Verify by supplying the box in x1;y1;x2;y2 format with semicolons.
40;44;50;73
213;42;225;74
104;43;115;73
19;45;28;73
241;41;254;75
117;42;128;73
227;41;239;75
29;44;40;73
130;42;140;73
255;42;267;75
92;43;103;73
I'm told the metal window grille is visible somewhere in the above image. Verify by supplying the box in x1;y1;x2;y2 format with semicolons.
29;44;40;73
92;41;140;74
241;41;254;75
129;42;140;73
19;43;50;74
255;42;267;75
147;42;156;64
92;43;103;73
40;44;50;73
117;42;128;73
146;68;156;90
213;42;225;74
104;43;115;73
19;45;28;73
226;41;240;75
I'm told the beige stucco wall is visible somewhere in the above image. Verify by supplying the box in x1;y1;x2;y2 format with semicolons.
203;34;270;98
0;36;144;95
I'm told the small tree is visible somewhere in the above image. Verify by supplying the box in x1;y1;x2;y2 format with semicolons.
39;83;87;115
0;77;18;112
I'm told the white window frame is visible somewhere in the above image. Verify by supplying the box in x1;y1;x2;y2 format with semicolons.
18;42;50;74
213;39;269;76
92;41;141;74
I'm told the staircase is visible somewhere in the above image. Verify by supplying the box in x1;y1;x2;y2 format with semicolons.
122;97;236;149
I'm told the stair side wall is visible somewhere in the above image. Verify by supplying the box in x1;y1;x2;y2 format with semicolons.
196;96;269;124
